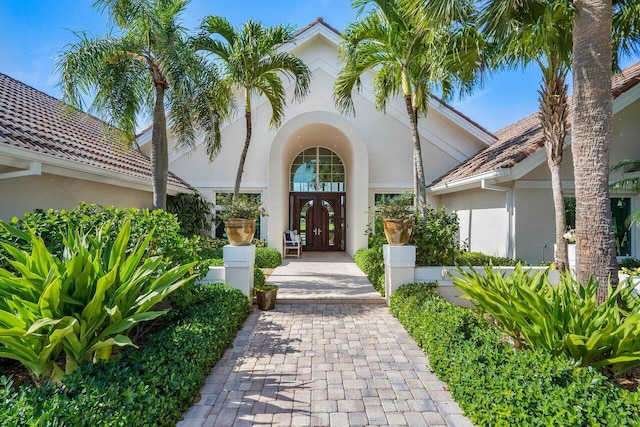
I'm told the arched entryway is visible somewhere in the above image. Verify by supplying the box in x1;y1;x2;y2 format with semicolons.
268;112;369;256
289;147;346;251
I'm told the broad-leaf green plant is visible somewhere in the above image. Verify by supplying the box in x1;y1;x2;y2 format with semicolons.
454;265;640;375
0;220;195;384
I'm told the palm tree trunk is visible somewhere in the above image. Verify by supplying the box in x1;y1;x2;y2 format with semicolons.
539;65;569;270
549;163;568;270
151;85;168;210
234;109;252;200
572;0;618;301
404;95;427;220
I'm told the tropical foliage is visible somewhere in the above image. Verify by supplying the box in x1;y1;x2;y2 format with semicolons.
480;0;572;269
335;0;482;215
167;191;215;237
0;220;195;384
216;194;267;221
0;284;250;426
57;0;228;209
454;265;640;375
193;16;311;199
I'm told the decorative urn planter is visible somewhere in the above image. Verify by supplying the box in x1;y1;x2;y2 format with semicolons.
225;218;256;246
383;218;414;246
255;285;278;311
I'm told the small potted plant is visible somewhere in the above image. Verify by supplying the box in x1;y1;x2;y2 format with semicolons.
375;194;414;246
217;195;267;246
254;283;279;310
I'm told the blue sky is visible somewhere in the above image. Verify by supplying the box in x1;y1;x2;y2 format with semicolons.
1;0;638;133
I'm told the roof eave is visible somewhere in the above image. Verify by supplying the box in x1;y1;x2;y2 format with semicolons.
0;144;190;195
428;168;513;195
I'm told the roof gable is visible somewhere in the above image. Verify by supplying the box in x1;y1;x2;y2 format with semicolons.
0;73;190;192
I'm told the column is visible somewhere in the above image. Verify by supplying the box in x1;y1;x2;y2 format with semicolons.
383;244;416;305
223;244;256;301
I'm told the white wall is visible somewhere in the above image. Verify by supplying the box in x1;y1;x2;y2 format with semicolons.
440;188;510;257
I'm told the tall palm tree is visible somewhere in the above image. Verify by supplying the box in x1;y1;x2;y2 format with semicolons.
334;0;482;217
480;1;573;270
572;0;618;298
57;0;226;210
193;17;311;200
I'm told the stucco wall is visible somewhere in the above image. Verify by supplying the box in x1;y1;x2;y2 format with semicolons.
513;188;556;263
440;189;509;257
0;173;152;220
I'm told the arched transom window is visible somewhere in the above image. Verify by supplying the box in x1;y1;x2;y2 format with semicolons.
290;147;345;192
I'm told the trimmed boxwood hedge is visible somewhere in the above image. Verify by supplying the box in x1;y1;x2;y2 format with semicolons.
255;247;282;268
390;283;640;426
0;284;251;426
354;247;384;295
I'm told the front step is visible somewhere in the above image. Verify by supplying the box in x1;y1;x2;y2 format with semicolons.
274;297;386;304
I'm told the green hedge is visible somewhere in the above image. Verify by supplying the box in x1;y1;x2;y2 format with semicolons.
455;251;521;266
0;284;251;426
255;247;282;268
390;284;640;426
354;247;384;295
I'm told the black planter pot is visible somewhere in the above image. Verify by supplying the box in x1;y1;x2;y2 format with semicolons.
256;289;277;310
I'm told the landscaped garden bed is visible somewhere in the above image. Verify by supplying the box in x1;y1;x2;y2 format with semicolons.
0;203;253;425
0;284;250;426
390;283;640;425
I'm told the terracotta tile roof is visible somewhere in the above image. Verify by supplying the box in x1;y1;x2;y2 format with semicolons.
0;72;191;191
430;61;640;188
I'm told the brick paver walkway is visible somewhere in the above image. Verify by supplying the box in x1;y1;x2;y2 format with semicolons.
178;302;473;426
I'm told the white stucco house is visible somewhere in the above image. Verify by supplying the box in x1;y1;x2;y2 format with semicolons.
138;18;640;264
3;18;639;266
137;18;496;257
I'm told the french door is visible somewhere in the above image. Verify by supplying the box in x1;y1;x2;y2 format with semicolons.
291;193;345;251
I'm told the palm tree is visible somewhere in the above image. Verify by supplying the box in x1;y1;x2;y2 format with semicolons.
57;0;227;210
572;0;618;298
193;17;311;200
480;1;573;270
334;0;482;217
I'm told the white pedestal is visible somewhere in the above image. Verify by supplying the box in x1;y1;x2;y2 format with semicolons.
223;244;256;300
383;244;416;306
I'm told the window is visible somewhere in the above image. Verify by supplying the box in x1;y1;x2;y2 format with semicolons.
374;193;402;204
290;147;345;192
214;193;263;240
564;196;631;256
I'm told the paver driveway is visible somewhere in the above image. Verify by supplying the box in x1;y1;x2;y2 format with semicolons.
178;254;473;426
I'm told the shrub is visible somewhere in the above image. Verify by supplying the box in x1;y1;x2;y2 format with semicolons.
390;284;640;426
620;258;640;269
354;248;384;295
0;203;200;274
0;284;251;426
411;207;459;266
166;191;214;237
368;206;460;266
0;204;205;312
455;250;521;266
254;267;266;288
454;265;640;375
255;247;282;268
0;220;195;384
197;237;227;260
